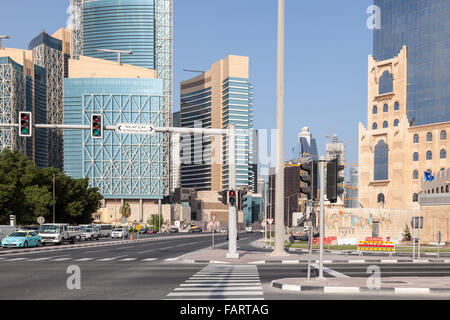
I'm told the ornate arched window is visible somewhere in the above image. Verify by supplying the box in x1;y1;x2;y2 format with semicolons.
427;132;433;142
383;104;389;112
413;134;419;143
440;149;447;159
427;151;433;160
413;193;419;202
413;170;419;179
383;121;388;128
394;119;399;127
372;106;378;114
379;71;393;94
441;130;447;140
394;102;400;111
374;140;388;181
377;193;385;204
372;122;378;130
413;152;419;161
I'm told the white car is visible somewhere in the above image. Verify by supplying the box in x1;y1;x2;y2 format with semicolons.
245;227;253;233
111;228;129;239
82;228;99;241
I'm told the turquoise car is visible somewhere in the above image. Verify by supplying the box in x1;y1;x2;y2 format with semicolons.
1;231;41;248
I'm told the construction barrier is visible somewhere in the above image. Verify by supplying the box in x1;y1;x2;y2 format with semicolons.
357;240;395;255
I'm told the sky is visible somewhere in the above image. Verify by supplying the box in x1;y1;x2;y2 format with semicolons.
0;0;373;172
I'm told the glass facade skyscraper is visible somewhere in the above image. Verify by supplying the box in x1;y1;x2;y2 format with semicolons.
83;0;156;69
374;0;450;126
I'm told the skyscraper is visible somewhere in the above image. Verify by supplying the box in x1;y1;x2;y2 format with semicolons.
374;0;450;126
70;0;173;195
180;55;254;192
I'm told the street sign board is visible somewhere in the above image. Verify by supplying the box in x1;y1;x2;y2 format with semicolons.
411;216;423;229
120;217;127;224
116;123;155;135
267;218;274;225
136;225;141;231
211;214;216;222
37;216;45;224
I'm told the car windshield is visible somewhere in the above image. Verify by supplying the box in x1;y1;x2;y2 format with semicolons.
84;229;93;232
113;229;123;232
39;225;58;233
9;232;27;237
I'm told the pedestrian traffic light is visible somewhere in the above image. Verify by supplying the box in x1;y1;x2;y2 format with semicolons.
218;189;228;205
229;190;236;206
19;111;32;137
238;189;248;210
91;114;103;139
327;159;345;203
300;161;317;200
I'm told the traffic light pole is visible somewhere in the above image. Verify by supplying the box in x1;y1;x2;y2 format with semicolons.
318;157;325;279
227;125;239;259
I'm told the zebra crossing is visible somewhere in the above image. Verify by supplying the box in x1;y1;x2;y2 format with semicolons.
166;264;264;300
0;256;170;263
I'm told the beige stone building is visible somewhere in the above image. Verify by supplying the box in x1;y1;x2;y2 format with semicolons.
359;46;450;211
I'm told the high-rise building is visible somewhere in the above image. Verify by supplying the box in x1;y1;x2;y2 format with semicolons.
63;56;164;222
359;1;450;210
28;29;70;169
0;49;47;168
345;168;359;208
70;0;173;195
180;55;254;192
297;127;318;161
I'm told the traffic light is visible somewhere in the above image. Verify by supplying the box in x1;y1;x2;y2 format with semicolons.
299;161;318;200
91;114;103;139
229;190;236;206
218;189;228;205
19;111;32;137
327;159;345;203
238;189;248;210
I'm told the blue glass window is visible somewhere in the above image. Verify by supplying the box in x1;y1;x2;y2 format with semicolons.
413;134;419;143
383;104;389;112
427;132;433;142
413;152;419;161
413;170;418;179
394;102;400;111
426;151;432;160
440;149;447;159
394;119;399;127
441;131;447;140
372;122;378;130
379;71;393;94
413;194;418;202
374;140;388;181
383;121;388;128
373;106;378;114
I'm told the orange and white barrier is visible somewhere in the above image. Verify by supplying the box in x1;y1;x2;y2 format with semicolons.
357;240;395;255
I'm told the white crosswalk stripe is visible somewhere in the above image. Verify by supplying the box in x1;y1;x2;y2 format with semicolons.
166;264;264;300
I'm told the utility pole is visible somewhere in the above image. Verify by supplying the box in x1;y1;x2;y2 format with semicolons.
273;0;286;256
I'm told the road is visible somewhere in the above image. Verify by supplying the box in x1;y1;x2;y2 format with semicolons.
0;232;449;300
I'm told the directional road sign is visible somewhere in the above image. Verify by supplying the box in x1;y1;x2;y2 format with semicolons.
115;123;155;135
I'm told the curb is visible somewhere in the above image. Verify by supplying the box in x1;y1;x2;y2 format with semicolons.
180;259;450;265
271;281;450;294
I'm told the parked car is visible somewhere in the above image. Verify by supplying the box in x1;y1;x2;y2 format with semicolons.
147;229;158;234
1;231;41;248
39;223;71;245
170;227;179;233
68;226;83;242
82;227;100;241
188;226;202;233
111;228;129;239
139;228;148;234
245;227;253;233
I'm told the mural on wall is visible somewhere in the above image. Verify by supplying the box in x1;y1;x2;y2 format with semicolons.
327;210;392;237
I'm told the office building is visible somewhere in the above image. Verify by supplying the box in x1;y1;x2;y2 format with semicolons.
63;56;164;223
28;29;70;169
0;48;47;168
359;0;450;210
70;0;173;195
180;55;254;192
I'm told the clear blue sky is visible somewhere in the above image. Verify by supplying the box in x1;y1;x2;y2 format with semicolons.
0;0;373;167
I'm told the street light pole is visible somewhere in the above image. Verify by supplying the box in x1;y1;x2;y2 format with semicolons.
53;174;56;223
0;35;10;50
273;0;286;256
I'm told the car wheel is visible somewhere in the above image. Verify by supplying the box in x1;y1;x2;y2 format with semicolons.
37;241;41;247
24;241;28;248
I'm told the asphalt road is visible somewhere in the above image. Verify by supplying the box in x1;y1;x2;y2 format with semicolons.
1;232;450;300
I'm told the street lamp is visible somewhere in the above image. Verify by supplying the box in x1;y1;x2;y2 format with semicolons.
0;35;10;50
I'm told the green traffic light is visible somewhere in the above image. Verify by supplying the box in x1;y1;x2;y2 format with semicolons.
21;128;29;134
93;129;100;136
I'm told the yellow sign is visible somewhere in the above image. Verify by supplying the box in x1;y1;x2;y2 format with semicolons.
136;225;141;231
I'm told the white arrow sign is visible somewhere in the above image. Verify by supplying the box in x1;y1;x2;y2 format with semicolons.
116;123;155;135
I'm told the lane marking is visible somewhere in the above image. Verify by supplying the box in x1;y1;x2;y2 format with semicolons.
312;263;350;278
174;287;263;291
167;291;264;297
73;258;94;261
